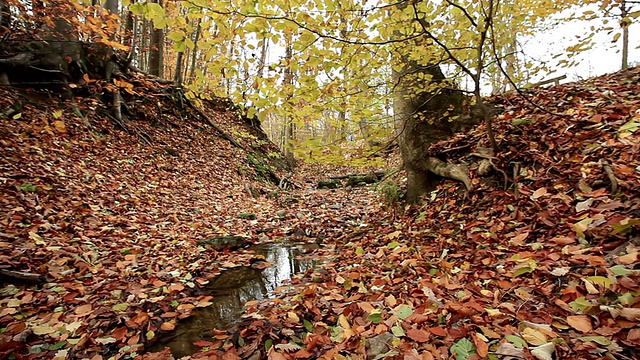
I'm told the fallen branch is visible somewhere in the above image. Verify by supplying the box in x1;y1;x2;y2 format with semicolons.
0;269;45;283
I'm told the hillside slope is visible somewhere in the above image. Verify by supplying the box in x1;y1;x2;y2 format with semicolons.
0;78;297;357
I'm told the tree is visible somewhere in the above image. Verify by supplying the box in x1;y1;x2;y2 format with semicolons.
148;0;164;77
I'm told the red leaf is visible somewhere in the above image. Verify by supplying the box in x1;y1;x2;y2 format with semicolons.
429;327;448;337
193;339;216;347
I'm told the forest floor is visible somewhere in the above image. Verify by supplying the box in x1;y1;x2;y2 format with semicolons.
1;67;640;360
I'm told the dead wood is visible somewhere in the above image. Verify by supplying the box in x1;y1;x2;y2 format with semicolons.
0;269;45;283
422;157;472;191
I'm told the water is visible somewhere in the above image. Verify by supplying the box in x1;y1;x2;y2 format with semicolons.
148;242;321;358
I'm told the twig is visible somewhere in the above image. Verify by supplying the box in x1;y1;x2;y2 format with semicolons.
601;161;619;194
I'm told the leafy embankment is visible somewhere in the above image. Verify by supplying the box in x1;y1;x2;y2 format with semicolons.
200;68;640;360
0;77;320;358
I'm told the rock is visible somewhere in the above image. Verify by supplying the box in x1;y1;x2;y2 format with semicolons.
284;196;299;203
346;175;377;187
276;210;287;218
197;236;251;250
327;203;341;210
238;212;257;220
317;179;341;189
366;332;395;358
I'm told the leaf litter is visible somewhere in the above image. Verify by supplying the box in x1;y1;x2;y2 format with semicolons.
1;67;640;360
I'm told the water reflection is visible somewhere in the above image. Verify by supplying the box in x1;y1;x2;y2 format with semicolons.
149;242;320;358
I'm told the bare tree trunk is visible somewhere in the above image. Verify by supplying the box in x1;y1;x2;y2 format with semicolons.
188;19;202;83
123;1;135;66
174;51;184;83
283;31;295;168
105;0;118;14
148;0;164;77
621;1;629;70
139;18;149;70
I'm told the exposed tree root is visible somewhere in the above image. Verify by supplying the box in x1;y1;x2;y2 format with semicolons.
469;149;509;189
422;157;472;191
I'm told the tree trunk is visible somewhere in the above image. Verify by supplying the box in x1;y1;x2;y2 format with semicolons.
148;0;164;77
139;18;149;70
621;1;629;70
174;51;184;83
105;0;118;14
188;19;202;83
394;60;476;203
280;29;296;168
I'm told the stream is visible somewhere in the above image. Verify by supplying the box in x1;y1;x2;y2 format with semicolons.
148;242;322;358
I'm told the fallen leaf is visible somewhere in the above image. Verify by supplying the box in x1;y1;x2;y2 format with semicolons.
530;342;555;360
406;328;430;343
74;304;92;316
567;315;592;333
531;188;547;199
522;327;547;346
616;252;638;265
160;322;175;331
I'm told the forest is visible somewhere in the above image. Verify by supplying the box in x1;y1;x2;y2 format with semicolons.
0;0;639;359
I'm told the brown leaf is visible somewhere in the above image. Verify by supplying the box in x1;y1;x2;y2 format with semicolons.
406;328;430;343
292;350;313;359
268;351;288;360
193;340;216;347
169;283;185;292
112;326;128;341
567;315;592;333
627;328;640;342
472;333;489;358
75;304;93;316
616;252;638;265
160;322;175;331
429;327;447;337
131;312;150;326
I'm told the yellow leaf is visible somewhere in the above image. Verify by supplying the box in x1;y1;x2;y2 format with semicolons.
612;33;621;43
287;312;300;323
521;327;547;346
53;120;66;133
32;324;55;335
160;322;175;331
531;187;547;199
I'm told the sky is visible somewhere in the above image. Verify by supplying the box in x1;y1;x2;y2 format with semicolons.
521;4;639;84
